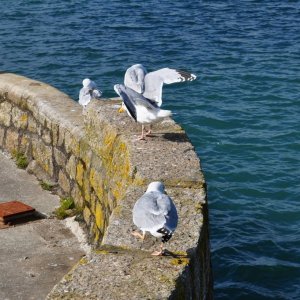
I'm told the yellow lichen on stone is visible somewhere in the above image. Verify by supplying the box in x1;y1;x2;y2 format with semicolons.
133;175;147;186
112;205;122;217
79;257;88;265
195;202;203;213
158;274;174;285
83;206;91;224
12;106;28;129
94;249;109;255
170;257;190;266
89;168;103;200
94;229;101;242
19;113;28;125
76;161;84;187
95;202;105;231
82;174;91;202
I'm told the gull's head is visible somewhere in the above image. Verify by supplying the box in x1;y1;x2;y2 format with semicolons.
82;78;92;88
146;181;165;193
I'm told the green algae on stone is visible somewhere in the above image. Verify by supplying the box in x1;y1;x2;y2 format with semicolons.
54;197;76;219
12;150;29;169
40;181;56;191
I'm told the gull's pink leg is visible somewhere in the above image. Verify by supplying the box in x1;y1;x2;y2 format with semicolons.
137;125;146;140
145;125;152;136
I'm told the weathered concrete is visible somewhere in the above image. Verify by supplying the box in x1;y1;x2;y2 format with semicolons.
0;151;84;300
0;151;59;216
0;73;213;299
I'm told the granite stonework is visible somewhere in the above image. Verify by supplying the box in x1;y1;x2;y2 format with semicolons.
0;73;213;299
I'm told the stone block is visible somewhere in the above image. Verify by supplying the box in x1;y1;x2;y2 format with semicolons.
89;192;97;214
58;170;71;194
83;206;91;225
76;161;84;187
54;148;67;167
57;126;65;147
0;127;5;147
51;123;59;146
19;134;31;155
82;173;91;202
42;128;52;144
89;168;103;200
0;102;12;126
26;160;53;183
12;106;28;129
65;130;80;156
71;184;84;208
27;115;38;133
66;155;77;180
80;140;92;169
95;202;105;233
5;128;19;153
31;138;53;177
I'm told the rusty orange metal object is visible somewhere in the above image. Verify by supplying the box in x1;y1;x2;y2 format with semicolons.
0;201;35;224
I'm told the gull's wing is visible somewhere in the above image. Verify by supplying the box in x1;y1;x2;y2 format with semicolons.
117;87;137;121
79;87;92;106
126;87;158;109
133;191;178;232
158;194;178;232
143;68;196;106
133;191;167;231
124;64;147;93
92;89;102;99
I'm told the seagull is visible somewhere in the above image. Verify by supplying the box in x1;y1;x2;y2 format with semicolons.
132;181;178;256
114;84;172;140
79;78;102;107
124;64;197;107
124;64;147;94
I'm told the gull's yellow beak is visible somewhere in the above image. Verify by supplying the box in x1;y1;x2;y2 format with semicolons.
118;106;125;113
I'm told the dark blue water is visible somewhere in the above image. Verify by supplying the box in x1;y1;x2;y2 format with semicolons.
1;1;300;299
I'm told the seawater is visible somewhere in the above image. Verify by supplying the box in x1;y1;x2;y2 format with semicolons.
1;1;299;299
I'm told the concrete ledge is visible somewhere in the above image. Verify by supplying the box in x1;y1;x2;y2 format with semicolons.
0;73;213;299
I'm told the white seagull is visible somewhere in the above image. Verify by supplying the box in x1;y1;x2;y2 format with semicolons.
79;78;102;107
124;64;197;107
114;84;172;140
132;181;178;256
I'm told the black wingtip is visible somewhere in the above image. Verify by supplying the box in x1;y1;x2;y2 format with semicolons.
177;70;197;82
157;227;173;243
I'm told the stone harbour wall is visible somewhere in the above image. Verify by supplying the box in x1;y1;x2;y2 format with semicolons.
0;73;213;299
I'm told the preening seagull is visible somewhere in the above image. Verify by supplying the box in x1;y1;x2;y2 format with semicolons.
79;78;102;107
114;84;172;140
124;64;147;94
124;64;197;106
132;181;178;256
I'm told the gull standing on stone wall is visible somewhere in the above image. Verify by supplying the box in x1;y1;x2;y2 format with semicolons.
114;84;172;140
132;181;178;256
79;78;102;107
115;64;196;139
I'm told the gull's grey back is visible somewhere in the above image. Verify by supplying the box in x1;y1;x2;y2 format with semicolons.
133;191;178;232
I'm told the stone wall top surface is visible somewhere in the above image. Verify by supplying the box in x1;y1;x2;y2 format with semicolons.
0;72;84;134
85;100;205;188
